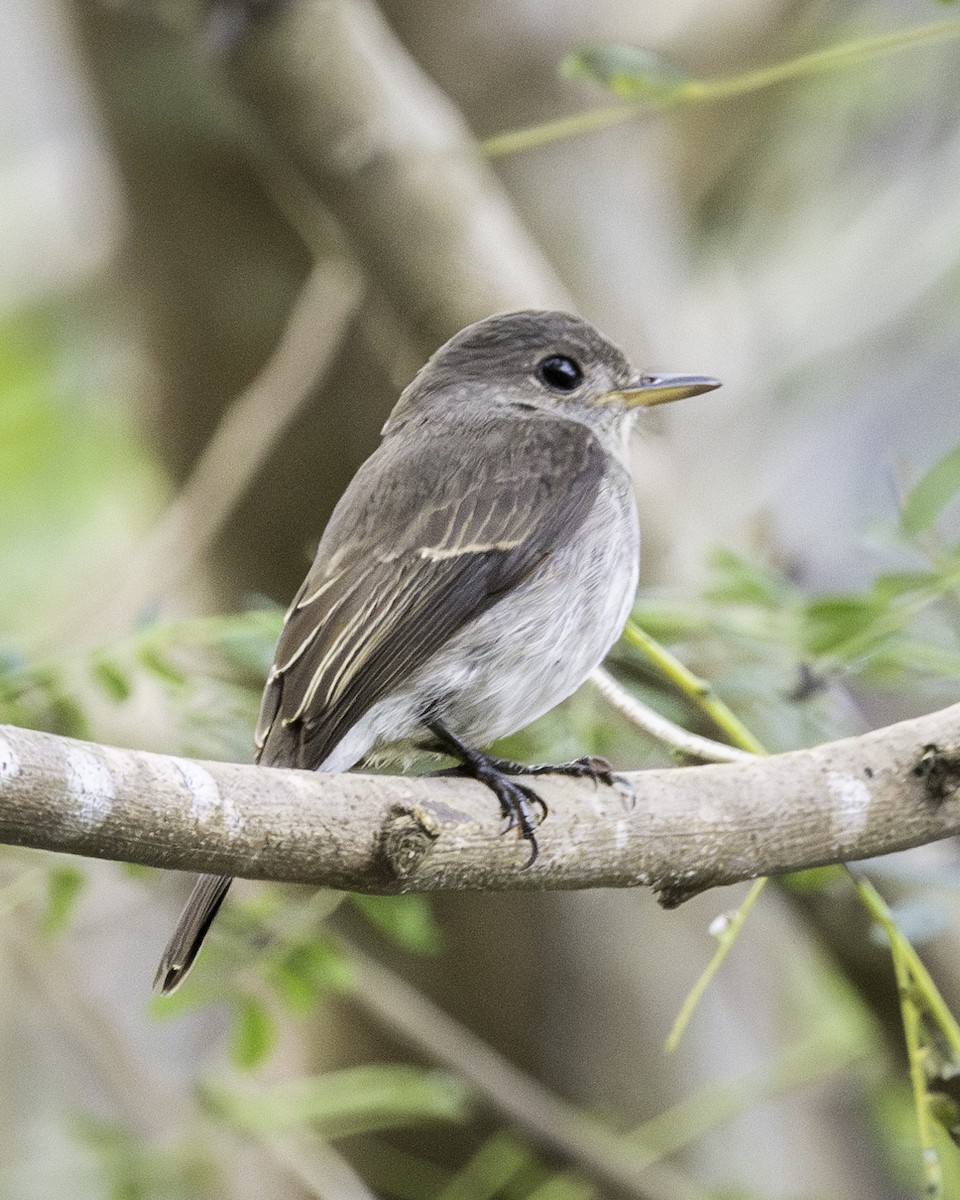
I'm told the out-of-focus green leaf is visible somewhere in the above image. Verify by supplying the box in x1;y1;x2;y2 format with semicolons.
267;937;353;1013
0;310;164;641
561;45;690;100
351;893;444;955
41;865;86;938
433;1130;532;1200
862;641;960;683
526;1176;596;1200
90;656;132;703
74;1114;217;1200
871;571;938;601
230;993;277;1070
137;645;188;689
206;1065;472;1137
705;548;794;609
801;596;885;655
901;443;960;535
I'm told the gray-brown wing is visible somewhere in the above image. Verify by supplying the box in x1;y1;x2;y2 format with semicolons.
255;415;607;769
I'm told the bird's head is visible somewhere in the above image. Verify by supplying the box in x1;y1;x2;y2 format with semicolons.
383;310;720;438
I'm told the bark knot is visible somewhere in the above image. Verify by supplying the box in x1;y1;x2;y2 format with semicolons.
378;803;441;879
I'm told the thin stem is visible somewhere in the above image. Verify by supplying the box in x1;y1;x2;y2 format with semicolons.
664;877;768;1054
482;18;960;158
622;621;767;755
850;872;960;1061
589;667;757;764
482;105;637;158
681;18;960;103
891;937;943;1198
631;1023;870;1166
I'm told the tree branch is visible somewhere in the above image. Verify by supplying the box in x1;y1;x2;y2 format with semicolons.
1;705;958;900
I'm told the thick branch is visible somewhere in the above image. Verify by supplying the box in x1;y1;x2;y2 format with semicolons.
227;0;571;343
1;706;959;899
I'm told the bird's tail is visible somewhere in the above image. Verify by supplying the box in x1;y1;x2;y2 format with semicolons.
154;873;233;995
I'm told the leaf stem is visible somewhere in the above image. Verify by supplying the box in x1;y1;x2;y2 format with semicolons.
482;18;960;158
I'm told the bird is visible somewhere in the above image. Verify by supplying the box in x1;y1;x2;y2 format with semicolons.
154;309;720;994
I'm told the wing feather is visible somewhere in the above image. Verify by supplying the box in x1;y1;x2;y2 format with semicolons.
255;415;607;769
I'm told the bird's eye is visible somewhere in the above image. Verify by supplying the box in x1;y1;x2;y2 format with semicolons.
535;355;584;392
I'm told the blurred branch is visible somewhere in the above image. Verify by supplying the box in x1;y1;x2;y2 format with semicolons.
252;1130;380;1200
343;941;713;1200
73;257;363;641
225;0;571;346
1;704;959;897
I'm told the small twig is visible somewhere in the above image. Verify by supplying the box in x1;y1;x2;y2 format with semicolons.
482;18;960;158
850;871;960;1062
664;878;768;1052
589;668;756;764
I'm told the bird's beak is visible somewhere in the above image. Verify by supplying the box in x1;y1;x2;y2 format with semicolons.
604;373;722;409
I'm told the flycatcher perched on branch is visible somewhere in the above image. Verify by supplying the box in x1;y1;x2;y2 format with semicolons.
155;309;719;993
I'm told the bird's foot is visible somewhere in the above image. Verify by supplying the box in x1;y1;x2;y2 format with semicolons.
482;752;615;786
482;752;635;810
427;721;547;868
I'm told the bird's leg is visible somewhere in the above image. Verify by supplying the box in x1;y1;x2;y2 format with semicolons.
426;720;546;868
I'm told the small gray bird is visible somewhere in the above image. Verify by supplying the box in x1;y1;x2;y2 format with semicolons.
155;310;719;993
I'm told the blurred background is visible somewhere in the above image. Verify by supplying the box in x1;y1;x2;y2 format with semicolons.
3;0;960;1196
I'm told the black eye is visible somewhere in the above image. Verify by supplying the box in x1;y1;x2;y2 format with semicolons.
535;355;584;392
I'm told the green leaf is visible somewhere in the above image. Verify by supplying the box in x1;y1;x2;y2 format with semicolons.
137;644;188;689
230;993;277;1070
91;656;132;703
267;938;353;1013
526;1177;596;1200
206;1064;471;1137
561;45;690;101
870;571;938;602
433;1130;532;1200
73;1114;217;1199
351;893;444;955
801;597;884;655
41;865;86;937
901;443;960;535
705;548;793;609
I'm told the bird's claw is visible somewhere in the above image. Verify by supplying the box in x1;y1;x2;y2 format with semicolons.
495;778;546;868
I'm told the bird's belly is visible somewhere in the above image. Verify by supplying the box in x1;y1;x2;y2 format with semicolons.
401;479;639;747
319;478;639;771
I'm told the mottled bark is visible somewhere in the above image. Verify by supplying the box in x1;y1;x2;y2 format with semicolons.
1;705;958;897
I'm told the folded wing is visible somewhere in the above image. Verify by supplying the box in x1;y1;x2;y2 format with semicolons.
255;415;606;769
